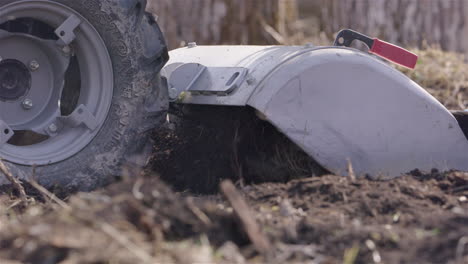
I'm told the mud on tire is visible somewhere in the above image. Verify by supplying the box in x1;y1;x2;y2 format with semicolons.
0;0;169;192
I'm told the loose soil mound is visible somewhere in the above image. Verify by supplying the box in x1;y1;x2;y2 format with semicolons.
151;105;326;194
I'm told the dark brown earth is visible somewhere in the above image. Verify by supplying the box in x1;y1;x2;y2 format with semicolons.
151;105;326;194
0;167;467;263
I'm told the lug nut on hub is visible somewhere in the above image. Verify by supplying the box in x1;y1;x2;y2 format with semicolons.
48;123;58;133
22;99;33;110
29;60;40;71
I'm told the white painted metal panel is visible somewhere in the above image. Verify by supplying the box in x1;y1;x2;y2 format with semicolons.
163;45;312;105
164;45;468;177
247;48;468;177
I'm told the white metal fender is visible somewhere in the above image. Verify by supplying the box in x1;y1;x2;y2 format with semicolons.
163;45;468;177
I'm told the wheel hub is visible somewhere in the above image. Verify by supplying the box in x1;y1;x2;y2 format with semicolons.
0;1;114;166
0;59;31;101
0;29;70;129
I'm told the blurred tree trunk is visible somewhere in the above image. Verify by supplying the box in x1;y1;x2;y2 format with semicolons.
318;0;468;54
147;0;298;48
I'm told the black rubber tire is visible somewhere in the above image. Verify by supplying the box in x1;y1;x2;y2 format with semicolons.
1;0;169;192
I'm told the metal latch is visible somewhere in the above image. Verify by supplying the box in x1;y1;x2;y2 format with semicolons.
334;29;418;69
167;63;248;101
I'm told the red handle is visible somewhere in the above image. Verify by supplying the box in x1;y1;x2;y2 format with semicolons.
370;38;418;69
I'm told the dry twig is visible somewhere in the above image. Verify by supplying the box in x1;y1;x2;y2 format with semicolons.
186;197;212;226
28;179;71;211
0;160;28;203
28;178;153;263
347;158;356;181
220;180;271;254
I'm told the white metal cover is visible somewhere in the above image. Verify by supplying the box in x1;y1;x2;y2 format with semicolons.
163;45;312;105
164;45;468;177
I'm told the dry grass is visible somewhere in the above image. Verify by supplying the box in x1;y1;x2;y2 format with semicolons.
397;46;468;110
0;177;239;264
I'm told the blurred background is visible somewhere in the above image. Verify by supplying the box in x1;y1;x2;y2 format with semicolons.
148;0;468;53
147;0;468;110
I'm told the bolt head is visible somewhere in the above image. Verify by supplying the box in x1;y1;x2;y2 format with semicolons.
169;87;179;100
246;76;256;85
187;42;197;48
48;123;58;133
22;99;33;110
29;60;40;71
62;46;71;55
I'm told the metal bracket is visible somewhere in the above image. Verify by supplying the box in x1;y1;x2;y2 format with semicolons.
36;104;98;137
58;104;99;131
55;14;81;45
167;63;248;100
0;120;13;147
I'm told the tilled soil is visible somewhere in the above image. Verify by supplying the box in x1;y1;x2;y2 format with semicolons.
151;105;326;194
244;171;468;263
0;168;467;263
